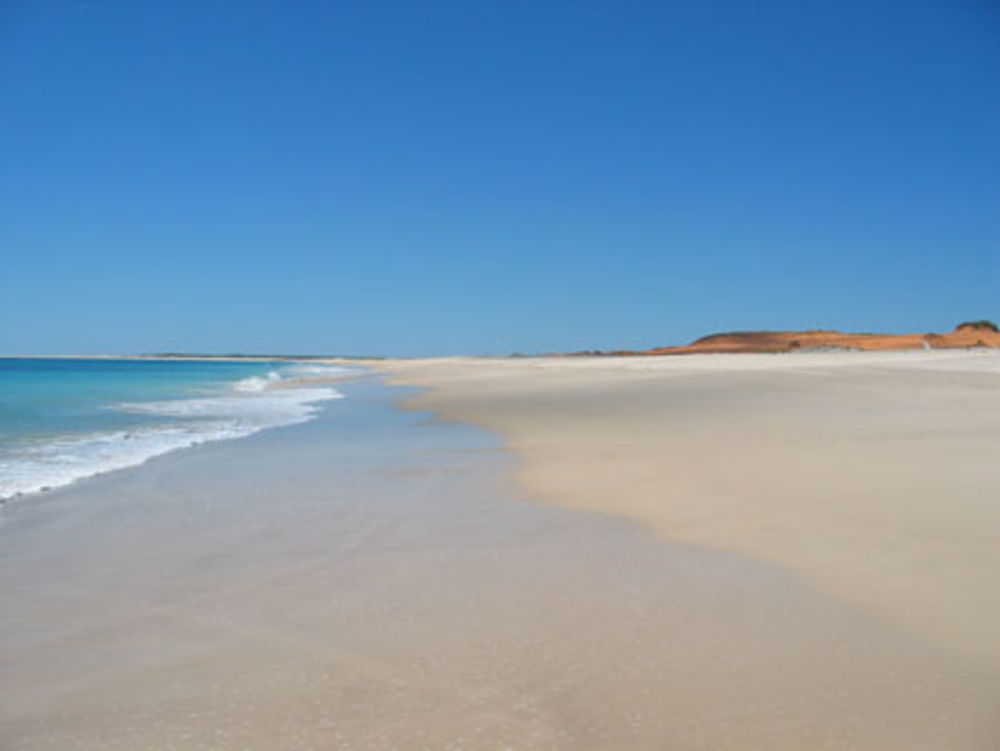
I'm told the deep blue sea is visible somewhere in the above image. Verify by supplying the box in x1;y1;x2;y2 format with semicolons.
0;358;353;500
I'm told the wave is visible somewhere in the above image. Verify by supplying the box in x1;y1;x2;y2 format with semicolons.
233;370;283;392
0;370;345;502
1;423;249;500
232;364;359;392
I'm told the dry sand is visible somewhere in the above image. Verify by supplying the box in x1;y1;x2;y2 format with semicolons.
372;350;1000;668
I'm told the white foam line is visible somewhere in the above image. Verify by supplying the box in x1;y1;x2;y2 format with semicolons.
0;381;343;502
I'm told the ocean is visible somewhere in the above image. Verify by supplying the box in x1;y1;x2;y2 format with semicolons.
0;357;354;501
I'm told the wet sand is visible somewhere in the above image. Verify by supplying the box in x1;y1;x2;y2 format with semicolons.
2;371;999;749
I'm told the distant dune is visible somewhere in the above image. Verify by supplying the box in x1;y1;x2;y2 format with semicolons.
614;321;1000;356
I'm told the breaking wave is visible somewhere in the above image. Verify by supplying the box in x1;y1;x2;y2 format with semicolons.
0;364;354;502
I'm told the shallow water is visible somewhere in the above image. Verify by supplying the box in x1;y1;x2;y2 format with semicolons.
0;358;352;500
1;377;997;750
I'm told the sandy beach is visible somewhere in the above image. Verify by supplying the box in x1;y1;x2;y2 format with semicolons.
374;350;1000;664
3;354;999;749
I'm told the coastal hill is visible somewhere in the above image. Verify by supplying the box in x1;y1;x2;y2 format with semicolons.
598;321;1000;356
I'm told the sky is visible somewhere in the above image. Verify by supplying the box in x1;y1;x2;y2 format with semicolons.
1;0;998;356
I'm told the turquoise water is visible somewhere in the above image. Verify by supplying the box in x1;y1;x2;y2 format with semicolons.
0;358;352;500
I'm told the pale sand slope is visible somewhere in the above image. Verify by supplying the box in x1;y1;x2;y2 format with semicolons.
368;350;1000;667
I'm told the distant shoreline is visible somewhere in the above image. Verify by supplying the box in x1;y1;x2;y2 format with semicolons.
3;321;996;360
0;354;378;362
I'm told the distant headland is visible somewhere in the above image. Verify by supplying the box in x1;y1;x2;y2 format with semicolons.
575;321;1000;356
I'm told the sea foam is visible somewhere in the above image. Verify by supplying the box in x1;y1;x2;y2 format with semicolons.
0;366;350;502
233;370;283;392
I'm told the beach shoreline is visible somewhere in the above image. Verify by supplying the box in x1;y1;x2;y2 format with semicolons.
3;362;999;748
0;358;364;504
368;350;1000;668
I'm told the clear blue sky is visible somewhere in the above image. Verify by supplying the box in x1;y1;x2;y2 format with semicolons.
2;0;998;356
